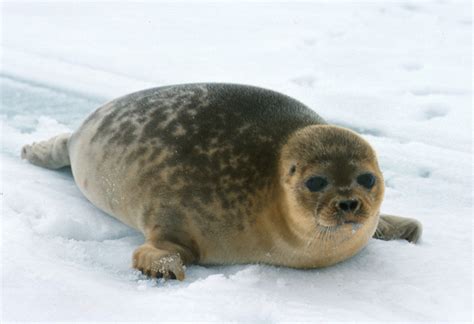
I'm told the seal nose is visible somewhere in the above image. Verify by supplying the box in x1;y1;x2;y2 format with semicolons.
338;199;359;213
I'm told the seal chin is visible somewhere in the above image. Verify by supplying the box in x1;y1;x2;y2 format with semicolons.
346;221;364;232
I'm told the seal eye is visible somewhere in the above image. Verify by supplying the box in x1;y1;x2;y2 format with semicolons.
357;173;376;189
305;176;328;192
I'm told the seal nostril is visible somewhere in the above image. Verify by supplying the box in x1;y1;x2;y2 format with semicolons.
339;201;350;211
349;200;359;211
338;199;359;212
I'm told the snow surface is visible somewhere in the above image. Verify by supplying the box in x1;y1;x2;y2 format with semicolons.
1;1;472;322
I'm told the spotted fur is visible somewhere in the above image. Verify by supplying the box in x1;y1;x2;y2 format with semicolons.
71;84;325;236
23;83;422;280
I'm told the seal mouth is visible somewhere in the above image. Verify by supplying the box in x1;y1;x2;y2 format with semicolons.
316;220;363;230
343;220;359;225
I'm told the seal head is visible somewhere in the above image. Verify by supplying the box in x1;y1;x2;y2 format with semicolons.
278;125;384;267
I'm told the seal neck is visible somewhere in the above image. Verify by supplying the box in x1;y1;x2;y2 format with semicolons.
258;177;316;249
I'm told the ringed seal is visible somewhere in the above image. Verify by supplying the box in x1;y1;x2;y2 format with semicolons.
21;83;422;280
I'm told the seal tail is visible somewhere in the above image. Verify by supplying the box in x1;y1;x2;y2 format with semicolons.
21;133;72;169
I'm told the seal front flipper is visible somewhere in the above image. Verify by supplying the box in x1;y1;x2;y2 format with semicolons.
373;214;423;243
132;241;196;281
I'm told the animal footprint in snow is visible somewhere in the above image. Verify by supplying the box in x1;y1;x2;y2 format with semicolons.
420;104;449;121
290;75;316;87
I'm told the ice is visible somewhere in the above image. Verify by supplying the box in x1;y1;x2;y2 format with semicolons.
0;1;471;321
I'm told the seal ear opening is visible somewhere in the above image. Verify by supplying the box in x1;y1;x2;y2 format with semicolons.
289;164;297;176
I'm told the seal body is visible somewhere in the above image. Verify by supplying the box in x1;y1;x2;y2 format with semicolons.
22;83;422;280
69;84;323;233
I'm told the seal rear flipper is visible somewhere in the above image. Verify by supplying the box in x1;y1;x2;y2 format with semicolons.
21;133;72;169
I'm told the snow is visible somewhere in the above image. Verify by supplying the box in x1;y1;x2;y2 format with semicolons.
1;0;472;321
